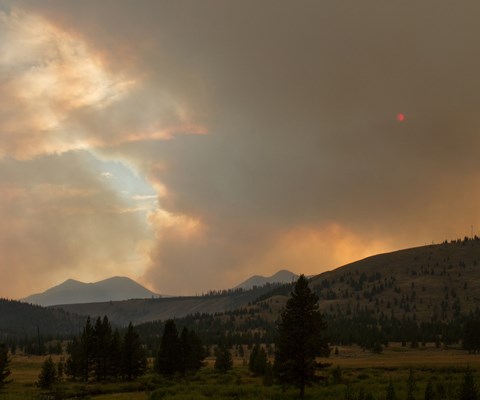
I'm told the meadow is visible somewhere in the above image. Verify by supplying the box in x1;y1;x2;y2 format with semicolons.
2;343;479;400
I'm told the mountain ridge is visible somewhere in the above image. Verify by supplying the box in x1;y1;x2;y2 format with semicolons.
234;269;298;290
22;276;159;307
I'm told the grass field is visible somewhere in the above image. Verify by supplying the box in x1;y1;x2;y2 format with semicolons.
2;344;479;399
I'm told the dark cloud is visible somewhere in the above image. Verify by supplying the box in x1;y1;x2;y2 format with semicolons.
2;1;480;295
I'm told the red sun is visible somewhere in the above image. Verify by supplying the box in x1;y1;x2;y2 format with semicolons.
396;113;405;122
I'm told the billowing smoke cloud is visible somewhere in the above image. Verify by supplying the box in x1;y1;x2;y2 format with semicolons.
2;1;480;296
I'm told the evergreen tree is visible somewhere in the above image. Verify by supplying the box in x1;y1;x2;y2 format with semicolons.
463;319;480;354
80;316;95;381
155;320;181;376
37;356;57;389
249;344;268;376
0;344;11;391
57;358;64;382
249;343;259;374
93;316;113;381
458;368;478;400
179;327;190;376
274;275;330;398
65;336;82;380
110;329;122;379
214;344;233;373
122;322;147;380
180;327;205;375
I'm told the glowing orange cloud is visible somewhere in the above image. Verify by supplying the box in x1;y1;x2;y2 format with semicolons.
234;223;393;282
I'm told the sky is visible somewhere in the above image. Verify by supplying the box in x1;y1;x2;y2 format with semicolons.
1;1;480;298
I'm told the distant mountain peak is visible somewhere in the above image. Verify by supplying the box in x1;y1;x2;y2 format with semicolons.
22;276;159;307
234;269;298;290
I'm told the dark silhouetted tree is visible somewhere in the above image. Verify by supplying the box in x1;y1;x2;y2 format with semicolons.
249;344;268;376
93;316;113;381
65;336;82;380
0;344;11;391
214;344;233;373
155;320;181;376
37;356;57;389
274;274;330;398
110;329;122;379
463;319;480;354
122;322;147;380
80;316;95;381
180;327;205;375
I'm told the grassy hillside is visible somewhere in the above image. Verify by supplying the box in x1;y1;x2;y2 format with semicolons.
309;238;480;322
253;238;480;323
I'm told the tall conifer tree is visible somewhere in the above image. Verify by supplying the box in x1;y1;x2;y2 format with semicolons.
0;344;11;391
122;322;147;380
155;320;181;376
274;275;330;398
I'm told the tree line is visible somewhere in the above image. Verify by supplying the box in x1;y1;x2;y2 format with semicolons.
65;316;146;382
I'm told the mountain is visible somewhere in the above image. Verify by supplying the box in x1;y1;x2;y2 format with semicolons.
36;238;480;331
22;276;159;306
234;269;298;290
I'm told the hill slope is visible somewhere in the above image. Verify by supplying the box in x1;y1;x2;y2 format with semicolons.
0;298;85;338
54;283;282;326
255;238;480;324
49;239;480;330
234;269;298;290
23;276;159;306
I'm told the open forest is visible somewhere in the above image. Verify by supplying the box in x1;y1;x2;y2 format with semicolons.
1;345;480;400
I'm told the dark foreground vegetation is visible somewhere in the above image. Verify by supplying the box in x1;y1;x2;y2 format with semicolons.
2;351;480;400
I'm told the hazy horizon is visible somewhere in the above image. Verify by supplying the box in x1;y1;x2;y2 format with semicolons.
1;1;480;298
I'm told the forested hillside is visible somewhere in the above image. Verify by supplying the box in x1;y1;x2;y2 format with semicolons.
0;299;84;338
134;238;480;353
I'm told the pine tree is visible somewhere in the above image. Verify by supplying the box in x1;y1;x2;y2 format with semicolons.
93;316;113;381
80;316;95;381
155;320;181;376
249;343;259;374
274;275;330;398
0;344;11;391
180;327;205;375
37;356;57;389
65;336;82;380
249;344;268;376
110;329;122;379
122;322;147;380
214;344;233;373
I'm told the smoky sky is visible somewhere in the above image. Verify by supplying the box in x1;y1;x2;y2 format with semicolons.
1;0;480;297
